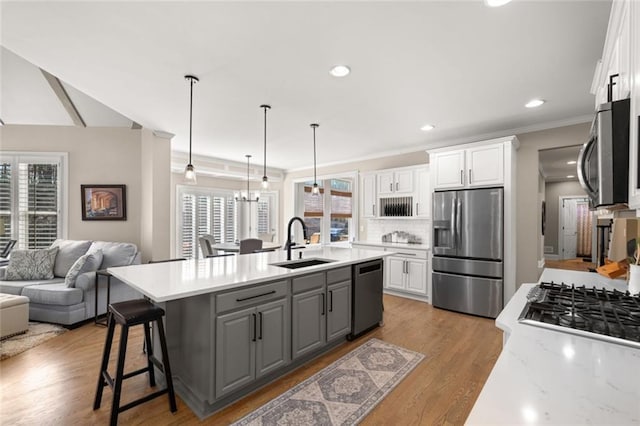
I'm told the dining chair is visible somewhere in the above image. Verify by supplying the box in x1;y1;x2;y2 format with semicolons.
199;235;220;258
258;232;275;243
0;239;17;258
239;238;263;254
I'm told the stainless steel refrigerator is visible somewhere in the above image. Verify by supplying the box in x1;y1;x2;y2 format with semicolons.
432;187;503;318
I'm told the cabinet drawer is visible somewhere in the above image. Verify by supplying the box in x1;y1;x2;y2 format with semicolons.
292;272;325;294
327;266;351;284
216;280;288;314
387;248;427;260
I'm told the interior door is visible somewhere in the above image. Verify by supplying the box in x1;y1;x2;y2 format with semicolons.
561;198;581;259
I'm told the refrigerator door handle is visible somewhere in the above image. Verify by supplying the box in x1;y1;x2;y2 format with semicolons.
456;198;462;248
450;197;456;249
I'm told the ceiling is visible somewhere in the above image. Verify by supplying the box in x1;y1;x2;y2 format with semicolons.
0;1;611;171
539;145;583;183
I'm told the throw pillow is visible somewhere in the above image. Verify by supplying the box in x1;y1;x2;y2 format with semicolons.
4;247;59;281
50;239;92;278
65;249;103;287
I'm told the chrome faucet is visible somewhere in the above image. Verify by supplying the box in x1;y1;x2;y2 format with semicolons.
285;216;309;261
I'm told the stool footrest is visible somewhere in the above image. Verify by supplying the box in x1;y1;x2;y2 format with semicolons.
122;366;153;381
150;356;165;373
118;389;171;413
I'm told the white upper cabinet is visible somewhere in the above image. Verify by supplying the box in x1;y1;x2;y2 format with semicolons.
415;167;430;218
432;150;465;189
361;173;377;218
467;144;504;187
377;170;414;195
359;165;428;219
432;143;504;190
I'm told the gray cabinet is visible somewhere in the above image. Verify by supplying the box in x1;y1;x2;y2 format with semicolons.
215;281;290;399
292;268;352;359
256;298;289;378
215;306;255;397
292;286;326;359
327;280;351;341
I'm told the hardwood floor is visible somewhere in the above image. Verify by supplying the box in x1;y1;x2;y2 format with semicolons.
545;258;596;272
0;295;502;425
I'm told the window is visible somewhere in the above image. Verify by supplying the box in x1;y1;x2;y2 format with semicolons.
296;176;355;245
177;188;237;259
177;187;278;259
0;153;67;250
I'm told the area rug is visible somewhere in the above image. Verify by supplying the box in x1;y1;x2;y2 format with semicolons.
231;338;425;426
0;322;67;360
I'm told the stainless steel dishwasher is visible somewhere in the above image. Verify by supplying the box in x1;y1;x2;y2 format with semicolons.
349;259;384;339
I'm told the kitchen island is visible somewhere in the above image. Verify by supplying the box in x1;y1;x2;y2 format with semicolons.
466;268;640;424
108;247;390;419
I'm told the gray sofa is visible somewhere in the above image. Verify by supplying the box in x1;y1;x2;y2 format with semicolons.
0;239;142;325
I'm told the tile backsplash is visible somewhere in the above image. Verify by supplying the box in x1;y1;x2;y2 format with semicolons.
363;218;430;245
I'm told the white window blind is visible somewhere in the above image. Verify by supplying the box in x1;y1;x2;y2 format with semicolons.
0;163;12;249
178;189;238;259
0;154;65;250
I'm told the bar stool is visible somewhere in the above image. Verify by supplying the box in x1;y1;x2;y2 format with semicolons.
94;299;177;425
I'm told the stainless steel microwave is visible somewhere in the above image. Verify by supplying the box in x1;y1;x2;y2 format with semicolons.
577;98;630;208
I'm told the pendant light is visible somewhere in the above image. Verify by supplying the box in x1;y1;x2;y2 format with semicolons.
260;104;271;189
310;123;320;195
184;75;199;184
235;155;260;202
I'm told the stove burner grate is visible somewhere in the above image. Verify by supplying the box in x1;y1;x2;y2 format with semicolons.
520;281;640;344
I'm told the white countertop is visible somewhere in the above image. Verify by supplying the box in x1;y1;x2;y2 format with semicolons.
351;241;430;251
108;247;391;302
466;268;640;425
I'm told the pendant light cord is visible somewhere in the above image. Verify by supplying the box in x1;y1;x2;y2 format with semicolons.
311;123;319;185
263;106;267;177
189;77;194;165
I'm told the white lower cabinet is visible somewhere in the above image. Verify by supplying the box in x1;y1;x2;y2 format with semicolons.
386;254;427;295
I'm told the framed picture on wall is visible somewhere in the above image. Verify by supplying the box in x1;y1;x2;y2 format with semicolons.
81;184;127;221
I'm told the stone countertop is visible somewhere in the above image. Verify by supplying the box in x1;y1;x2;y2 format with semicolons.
351;241;430;251
466;268;640;425
108;247;391;303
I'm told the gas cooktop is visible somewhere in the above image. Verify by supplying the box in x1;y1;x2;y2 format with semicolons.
518;281;640;349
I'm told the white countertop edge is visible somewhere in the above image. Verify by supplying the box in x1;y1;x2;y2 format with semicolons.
108;247;392;303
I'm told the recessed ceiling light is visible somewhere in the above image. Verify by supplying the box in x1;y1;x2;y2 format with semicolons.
567;175;575;178
420;124;435;131
525;99;545;108
329;65;350;77
484;0;512;7
567;160;577;165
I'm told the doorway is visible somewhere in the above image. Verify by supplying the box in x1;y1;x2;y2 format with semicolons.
559;196;592;260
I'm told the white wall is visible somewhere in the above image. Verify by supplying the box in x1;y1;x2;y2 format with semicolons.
516;122;590;286
1;125;143;245
544;180;586;255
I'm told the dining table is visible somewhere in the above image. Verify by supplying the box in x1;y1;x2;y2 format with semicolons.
212;241;281;253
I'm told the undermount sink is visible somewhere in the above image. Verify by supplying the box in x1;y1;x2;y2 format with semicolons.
271;258;335;269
